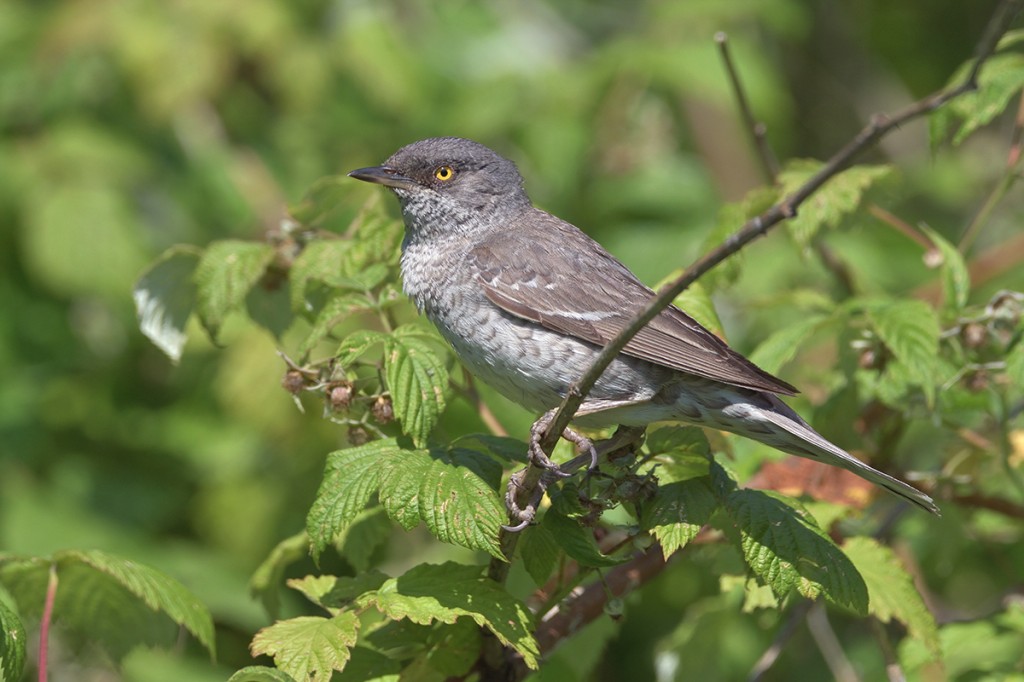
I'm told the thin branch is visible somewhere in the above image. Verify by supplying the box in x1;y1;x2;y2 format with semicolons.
748;600;814;681
716;32;780;182
870;618;907;682
807;601;861;682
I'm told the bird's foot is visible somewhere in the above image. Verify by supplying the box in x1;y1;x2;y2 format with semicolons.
528;413;597;476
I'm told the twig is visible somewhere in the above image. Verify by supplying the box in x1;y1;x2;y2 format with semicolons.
868;204;935;250
716;32;780;182
870;618;907;682
807;601;861;682
459;369;509;437
748;600;814;681
958;90;1024;253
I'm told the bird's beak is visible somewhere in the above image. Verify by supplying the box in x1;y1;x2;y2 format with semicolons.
347;165;418;190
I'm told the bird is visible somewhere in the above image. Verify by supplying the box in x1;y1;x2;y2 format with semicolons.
348;137;938;515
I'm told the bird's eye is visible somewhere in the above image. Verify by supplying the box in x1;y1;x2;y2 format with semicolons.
434;165;454;181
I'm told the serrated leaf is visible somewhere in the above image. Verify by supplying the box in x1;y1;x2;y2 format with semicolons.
335;329;387;367
931;52;1024;146
543;501;626;569
920;225;970;312
748;314;830;375
451;434;529;465
288;575;343;610
645;426;711;458
843;537;939;659
377;447;504;558
289;239;353;312
722;490;868;614
250;612;360;682
250;531;309;619
228;665;299;682
0;592;26;682
321;572;390;609
520;524;560;586
194;240;276;338
383;335;449;446
644;476;718;558
57;549;216;656
779;161;892;247
307;440;400;563
0;552;214;661
356;562;539;669
299;292;377;356
867;299;941;405
133;245;200;363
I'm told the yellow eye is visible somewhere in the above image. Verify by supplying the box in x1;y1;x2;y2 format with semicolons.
434;165;454;181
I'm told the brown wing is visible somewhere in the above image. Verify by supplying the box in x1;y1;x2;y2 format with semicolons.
469;211;798;396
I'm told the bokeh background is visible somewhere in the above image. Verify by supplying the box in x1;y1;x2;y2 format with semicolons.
1;0;1019;679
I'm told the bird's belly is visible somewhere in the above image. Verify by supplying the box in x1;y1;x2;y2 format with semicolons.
425;300;662;417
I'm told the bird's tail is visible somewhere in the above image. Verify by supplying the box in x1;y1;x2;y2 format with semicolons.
697;390;939;515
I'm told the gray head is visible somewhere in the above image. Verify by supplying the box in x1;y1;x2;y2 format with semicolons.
348;137;533;240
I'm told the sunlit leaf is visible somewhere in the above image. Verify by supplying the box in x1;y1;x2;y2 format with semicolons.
779;161;892;247
356;562;539;669
250;613;359;682
0;590;26;682
749;313;830;376
844;536;939;659
383;332;450;446
721;489;868;614
920;225;970;312
644;476;718;558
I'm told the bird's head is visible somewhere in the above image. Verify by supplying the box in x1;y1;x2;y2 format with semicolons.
348;137;532;239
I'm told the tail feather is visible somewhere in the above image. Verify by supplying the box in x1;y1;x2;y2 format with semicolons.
718;393;940;515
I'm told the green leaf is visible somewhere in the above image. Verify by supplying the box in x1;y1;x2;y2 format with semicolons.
133;245;201;363
0;590;26;682
866;299;941;405
289;239;353;312
779;161;892;247
748;314;830;376
520;524;561;586
299;292;377;356
931;52;1024;146
383;333;450;446
335;328;388;366
645;426;711;458
250;612;360;682
421;619;481;677
543;495;626;569
721;490;868;614
193;240;276;338
250;531;309;619
336;507;392;573
378;447;504;559
0;551;214;660
920;225;970;312
843;537;939;659
321;572;390;609
356;562;539;670
228;666;299;682
334;646;401;682
59;549;216;656
644;476;718;558
307;440;398;563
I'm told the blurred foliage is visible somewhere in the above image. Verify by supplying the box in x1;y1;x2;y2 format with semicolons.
1;0;1023;680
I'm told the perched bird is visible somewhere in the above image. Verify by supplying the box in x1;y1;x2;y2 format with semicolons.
348;137;938;514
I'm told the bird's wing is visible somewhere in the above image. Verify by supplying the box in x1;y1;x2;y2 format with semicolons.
468;213;797;396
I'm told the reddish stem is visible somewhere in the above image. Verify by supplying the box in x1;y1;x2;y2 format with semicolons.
38;564;58;682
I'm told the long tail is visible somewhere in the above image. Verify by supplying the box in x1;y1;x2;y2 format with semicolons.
700;390;939;515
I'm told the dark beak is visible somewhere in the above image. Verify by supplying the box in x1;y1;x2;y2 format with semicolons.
347;165;418;190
